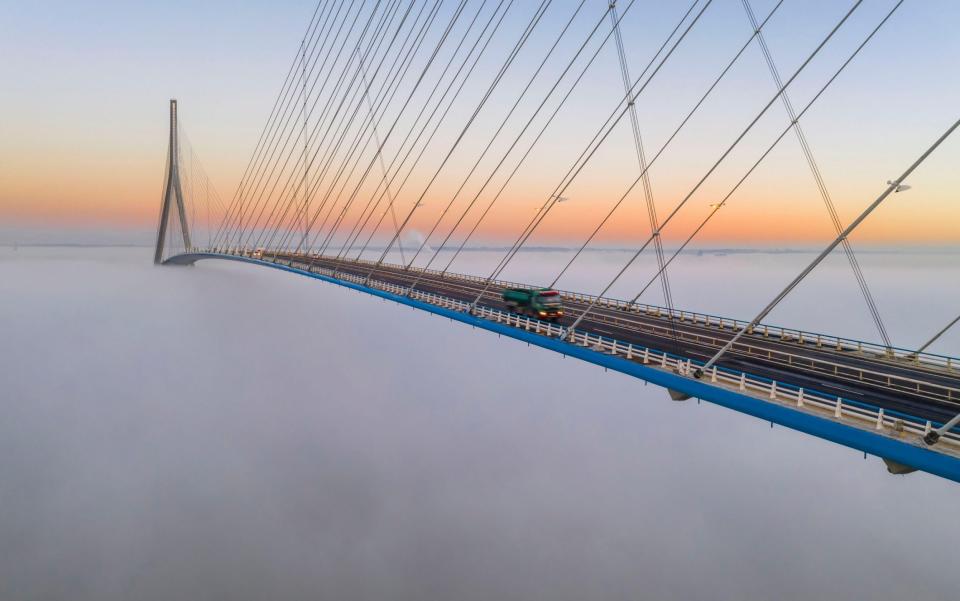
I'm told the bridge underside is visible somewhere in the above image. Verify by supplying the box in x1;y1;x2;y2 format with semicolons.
166;250;960;483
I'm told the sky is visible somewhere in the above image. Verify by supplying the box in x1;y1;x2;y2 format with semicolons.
2;0;958;246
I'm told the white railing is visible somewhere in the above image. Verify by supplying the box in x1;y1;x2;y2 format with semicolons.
261;252;960;455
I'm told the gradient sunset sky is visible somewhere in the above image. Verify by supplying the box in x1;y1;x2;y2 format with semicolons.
2;0;958;245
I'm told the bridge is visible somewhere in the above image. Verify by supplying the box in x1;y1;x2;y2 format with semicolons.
154;1;960;482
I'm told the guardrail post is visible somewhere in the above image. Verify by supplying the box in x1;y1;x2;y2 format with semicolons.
642;348;650;364
626;344;633;360
738;373;746;391
834;397;842;418
711;366;717;383
769;380;777;399
797;388;804;407
660;352;667;368
875;408;885;430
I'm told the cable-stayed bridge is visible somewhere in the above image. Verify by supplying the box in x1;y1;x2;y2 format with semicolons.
154;0;960;481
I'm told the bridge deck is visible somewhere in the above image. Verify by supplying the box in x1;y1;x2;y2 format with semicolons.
254;251;959;426
166;249;960;479
169;249;960;429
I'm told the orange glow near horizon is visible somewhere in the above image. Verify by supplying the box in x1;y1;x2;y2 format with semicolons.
4;171;960;245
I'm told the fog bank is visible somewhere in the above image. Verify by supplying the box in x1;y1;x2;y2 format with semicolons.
1;247;957;600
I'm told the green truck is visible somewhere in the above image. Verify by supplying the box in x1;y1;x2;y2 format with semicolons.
502;287;564;321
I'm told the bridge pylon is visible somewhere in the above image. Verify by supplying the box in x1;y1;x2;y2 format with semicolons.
154;99;192;264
